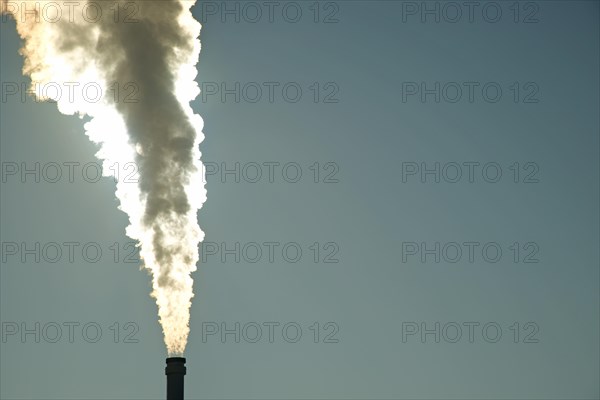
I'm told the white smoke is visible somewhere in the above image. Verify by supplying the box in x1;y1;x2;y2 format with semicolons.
1;0;206;355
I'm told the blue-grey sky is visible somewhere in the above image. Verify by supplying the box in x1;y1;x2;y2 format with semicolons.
1;1;599;399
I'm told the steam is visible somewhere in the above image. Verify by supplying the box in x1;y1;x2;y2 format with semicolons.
1;0;206;355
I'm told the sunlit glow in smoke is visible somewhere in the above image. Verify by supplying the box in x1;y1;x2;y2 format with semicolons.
2;0;206;355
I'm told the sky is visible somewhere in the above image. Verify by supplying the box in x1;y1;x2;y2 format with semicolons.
1;1;599;399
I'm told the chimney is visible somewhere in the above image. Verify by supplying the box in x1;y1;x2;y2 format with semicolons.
165;357;186;400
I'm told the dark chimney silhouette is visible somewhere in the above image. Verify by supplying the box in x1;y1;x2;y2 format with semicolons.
165;357;186;400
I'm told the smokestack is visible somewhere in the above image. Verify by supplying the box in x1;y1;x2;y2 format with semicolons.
165;357;186;400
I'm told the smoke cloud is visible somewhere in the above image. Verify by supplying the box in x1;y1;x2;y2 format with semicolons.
2;0;206;355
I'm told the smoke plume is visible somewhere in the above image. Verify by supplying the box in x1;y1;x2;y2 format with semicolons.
1;0;206;355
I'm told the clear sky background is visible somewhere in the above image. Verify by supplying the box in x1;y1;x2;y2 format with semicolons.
1;1;599;399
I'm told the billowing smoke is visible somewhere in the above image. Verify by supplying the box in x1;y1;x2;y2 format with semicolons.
1;0;206;355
